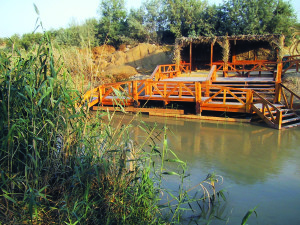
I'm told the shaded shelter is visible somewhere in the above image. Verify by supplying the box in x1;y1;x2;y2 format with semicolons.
174;34;285;80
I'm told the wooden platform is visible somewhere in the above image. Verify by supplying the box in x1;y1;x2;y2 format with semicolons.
81;61;300;129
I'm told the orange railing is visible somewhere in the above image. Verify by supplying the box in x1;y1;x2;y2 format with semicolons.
201;85;253;113
138;80;196;100
275;83;300;109
252;91;283;129
282;55;300;74
204;65;217;84
150;64;180;81
228;61;277;77
213;61;278;77
179;62;191;73
150;62;191;81
81;81;135;108
82;80;253;114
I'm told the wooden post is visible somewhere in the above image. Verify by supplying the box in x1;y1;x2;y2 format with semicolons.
274;83;281;103
195;82;202;115
210;43;213;68
245;90;253;113
190;42;192;73
223;63;228;77
145;79;151;96
276;62;282;83
290;94;294;109
276;111;282;129
232;42;236;63
132;80;139;107
99;86;103;106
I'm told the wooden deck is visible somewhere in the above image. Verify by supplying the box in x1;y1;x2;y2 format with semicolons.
81;59;300;129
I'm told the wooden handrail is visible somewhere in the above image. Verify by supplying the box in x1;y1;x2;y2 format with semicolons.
150;64;181;81
282;58;300;74
206;65;217;82
202;85;248;103
277;83;300;109
253;91;281;111
252;91;282;129
150;65;160;80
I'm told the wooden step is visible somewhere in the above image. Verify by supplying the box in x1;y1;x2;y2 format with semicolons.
212;83;275;86
282;112;297;117
282;122;300;129
282;117;300;124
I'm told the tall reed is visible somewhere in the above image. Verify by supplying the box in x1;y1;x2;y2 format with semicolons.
0;33;225;224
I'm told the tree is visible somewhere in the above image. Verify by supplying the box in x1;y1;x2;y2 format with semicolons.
164;0;208;38
19;33;44;51
97;0;127;47
126;8;148;43
267;0;296;44
219;0;296;39
54;19;98;47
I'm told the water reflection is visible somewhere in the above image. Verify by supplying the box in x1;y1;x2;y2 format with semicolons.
124;115;299;185
105;113;300;224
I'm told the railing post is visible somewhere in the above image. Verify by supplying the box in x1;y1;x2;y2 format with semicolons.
276;62;282;83
223;63;228;77
290;94;294;109
145;79;151;96
276;111;282;129
274;83;281;103
132;80;139;107
205;84;210;97
212;67;217;81
223;89;226;104
195;82;202;115
245;90;253;113
99;86;103;106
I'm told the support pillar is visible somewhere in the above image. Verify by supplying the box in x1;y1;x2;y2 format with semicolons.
195;82;202;115
190;42;192;73
210;43;213;68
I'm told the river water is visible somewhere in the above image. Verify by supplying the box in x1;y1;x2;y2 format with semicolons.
110;113;300;224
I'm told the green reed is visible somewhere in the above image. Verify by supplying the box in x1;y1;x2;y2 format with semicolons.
0;34;225;224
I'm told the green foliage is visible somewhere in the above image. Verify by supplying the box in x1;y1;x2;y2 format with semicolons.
0;37;5;46
219;0;296;39
5;0;297;48
126;8;149;43
241;206;258;225
4;33;44;51
0;33;225;224
52;19;98;47
5;34;21;49
97;0;127;46
164;0;208;38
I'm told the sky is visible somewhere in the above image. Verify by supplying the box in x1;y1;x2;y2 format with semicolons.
0;0;299;38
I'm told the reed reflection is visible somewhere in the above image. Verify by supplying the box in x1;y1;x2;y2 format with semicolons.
124;114;299;185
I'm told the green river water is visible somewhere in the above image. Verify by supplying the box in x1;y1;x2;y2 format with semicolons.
111;113;300;224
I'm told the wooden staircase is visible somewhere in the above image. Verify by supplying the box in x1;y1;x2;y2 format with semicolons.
212;80;276;103
211;80;300;129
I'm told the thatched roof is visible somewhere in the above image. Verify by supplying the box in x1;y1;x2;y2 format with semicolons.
175;34;285;62
176;34;284;47
176;36;217;46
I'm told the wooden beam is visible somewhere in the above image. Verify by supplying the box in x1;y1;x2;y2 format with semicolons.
190;42;192;72
232;41;236;63
147;113;251;123
211;43;213;67
92;106;185;115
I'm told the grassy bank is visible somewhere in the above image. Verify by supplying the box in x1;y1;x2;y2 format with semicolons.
0;34;225;224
